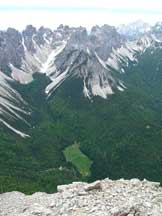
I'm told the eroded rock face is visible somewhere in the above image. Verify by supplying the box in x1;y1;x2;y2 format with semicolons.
90;25;125;60
0;23;162;137
1;178;162;216
0;28;24;71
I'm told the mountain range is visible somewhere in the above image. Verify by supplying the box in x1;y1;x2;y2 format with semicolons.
1;20;162;194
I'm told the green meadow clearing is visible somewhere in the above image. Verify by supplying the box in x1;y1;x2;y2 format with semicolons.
63;143;92;177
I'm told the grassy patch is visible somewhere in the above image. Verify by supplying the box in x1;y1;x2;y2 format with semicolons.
63;142;92;177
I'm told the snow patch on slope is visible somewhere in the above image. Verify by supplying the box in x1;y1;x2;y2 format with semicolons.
107;35;155;72
0;119;29;138
91;84;114;99
45;67;70;97
0;71;30;137
10;64;33;84
83;78;91;99
40;41;66;75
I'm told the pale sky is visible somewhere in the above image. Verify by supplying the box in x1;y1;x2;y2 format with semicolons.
0;0;162;30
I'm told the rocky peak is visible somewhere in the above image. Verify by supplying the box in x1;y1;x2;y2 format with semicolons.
151;22;162;38
67;27;88;50
149;22;162;42
1;178;162;215
23;25;36;37
101;24;117;34
0;28;23;69
32;26;53;47
90;25;124;60
38;26;52;34
57;24;70;31
117;20;151;40
91;24;116;35
22;25;38;53
6;28;22;45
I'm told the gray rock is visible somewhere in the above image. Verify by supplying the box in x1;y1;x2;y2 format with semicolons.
1;178;162;216
84;180;102;192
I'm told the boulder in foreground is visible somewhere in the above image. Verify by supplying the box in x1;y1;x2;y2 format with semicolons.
1;178;162;215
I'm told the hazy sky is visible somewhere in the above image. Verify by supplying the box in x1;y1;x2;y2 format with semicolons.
0;0;162;30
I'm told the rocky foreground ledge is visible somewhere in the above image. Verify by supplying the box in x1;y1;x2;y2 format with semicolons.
1;179;162;216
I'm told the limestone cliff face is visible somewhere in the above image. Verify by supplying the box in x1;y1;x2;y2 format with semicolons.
1;178;162;216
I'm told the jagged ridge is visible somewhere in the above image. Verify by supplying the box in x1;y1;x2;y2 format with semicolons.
1;23;162;136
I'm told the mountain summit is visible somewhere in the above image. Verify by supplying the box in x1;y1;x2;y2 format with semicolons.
117;20;151;39
0;22;161;136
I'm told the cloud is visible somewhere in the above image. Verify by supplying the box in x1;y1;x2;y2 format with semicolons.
0;0;161;30
1;0;162;10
